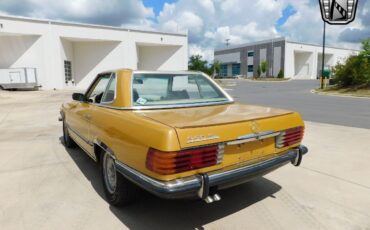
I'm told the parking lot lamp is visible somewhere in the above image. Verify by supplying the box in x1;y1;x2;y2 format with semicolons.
321;21;326;89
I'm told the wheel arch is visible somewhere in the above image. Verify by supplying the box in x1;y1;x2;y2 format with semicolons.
93;139;115;163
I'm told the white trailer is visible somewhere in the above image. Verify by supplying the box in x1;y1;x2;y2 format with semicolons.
0;68;38;90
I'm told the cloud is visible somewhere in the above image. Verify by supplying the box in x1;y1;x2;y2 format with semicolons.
338;0;370;44
279;0;365;49
156;0;369;62
0;0;368;63
156;0;285;61
189;44;215;63
0;0;154;26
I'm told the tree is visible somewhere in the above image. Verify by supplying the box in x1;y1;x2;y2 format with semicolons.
188;55;210;75
210;60;221;76
360;38;370;57
332;38;370;87
260;60;267;77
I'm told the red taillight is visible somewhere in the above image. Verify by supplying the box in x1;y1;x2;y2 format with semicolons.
276;126;304;148
146;144;224;175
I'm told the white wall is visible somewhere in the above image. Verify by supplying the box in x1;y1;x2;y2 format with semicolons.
294;51;313;78
73;41;123;88
137;45;184;71
0;16;188;89
285;42;359;79
0;35;46;86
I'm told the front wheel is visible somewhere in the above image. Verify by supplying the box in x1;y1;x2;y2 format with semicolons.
101;151;140;206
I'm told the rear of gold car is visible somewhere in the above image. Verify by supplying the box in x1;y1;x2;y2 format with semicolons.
115;105;308;202
63;69;308;204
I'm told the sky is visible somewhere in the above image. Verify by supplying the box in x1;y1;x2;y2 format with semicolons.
0;0;369;62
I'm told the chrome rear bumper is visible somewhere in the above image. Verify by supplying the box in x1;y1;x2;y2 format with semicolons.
115;145;308;199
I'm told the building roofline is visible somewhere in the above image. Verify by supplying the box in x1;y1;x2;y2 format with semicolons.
215;37;286;52
286;40;361;52
214;36;360;53
0;14;187;37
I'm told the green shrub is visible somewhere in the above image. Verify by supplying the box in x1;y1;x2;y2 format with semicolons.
332;38;370;87
277;69;284;78
257;66;261;78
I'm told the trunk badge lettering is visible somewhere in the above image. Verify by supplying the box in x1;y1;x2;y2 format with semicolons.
187;134;220;143
250;121;261;134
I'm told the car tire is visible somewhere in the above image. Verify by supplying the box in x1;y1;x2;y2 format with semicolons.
101;151;140;206
62;119;76;148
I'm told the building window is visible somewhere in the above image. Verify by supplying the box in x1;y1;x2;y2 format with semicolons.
247;51;254;57
64;60;72;83
248;65;254;72
220;64;227;76
232;64;240;76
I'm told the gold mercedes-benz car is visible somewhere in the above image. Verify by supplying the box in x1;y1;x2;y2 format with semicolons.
60;69;308;206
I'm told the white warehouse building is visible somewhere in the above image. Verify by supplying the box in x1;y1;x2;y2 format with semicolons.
214;37;359;79
0;15;188;90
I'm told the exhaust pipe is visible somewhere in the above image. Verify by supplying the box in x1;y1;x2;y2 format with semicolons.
198;174;222;203
203;194;221;203
213;193;221;201
204;196;214;203
291;148;303;166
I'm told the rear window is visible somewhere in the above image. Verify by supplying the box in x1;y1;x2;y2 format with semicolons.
132;74;229;106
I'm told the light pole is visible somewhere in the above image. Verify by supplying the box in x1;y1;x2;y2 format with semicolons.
226;39;230;47
321;21;326;89
271;38;274;77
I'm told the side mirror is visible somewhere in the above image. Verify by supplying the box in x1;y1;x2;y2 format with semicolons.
72;93;87;102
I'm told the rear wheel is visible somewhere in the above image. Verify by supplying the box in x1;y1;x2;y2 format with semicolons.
62;119;76;148
101;151;140;206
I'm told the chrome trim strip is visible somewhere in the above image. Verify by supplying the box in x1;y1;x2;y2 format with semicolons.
133;70;203;75
89;100;234;110
66;125;96;160
67;124;93;146
227;131;280;146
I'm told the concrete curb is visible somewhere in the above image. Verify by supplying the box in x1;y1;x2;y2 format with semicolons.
242;78;293;83
310;89;370;99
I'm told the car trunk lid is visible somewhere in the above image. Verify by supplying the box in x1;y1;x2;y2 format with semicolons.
136;102;303;171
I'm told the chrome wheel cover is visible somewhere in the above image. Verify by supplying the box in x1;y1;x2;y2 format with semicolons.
103;152;117;194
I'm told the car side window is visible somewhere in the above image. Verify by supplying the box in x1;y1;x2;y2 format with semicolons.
101;73;116;103
86;74;111;104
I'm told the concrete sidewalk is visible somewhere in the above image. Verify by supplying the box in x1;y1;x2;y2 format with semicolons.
0;90;369;230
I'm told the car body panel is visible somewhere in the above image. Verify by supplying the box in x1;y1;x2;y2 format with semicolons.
61;69;306;183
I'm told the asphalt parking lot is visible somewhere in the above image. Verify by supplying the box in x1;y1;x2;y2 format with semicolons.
0;83;370;230
228;79;370;129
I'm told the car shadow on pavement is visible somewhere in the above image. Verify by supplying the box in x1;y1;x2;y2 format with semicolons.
61;137;282;230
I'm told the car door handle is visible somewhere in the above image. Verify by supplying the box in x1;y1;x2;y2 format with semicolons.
84;114;92;120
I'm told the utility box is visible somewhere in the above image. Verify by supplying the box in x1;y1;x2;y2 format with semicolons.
322;69;331;78
0;68;38;90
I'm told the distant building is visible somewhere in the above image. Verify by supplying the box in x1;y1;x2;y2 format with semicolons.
0;15;187;89
214;37;359;79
